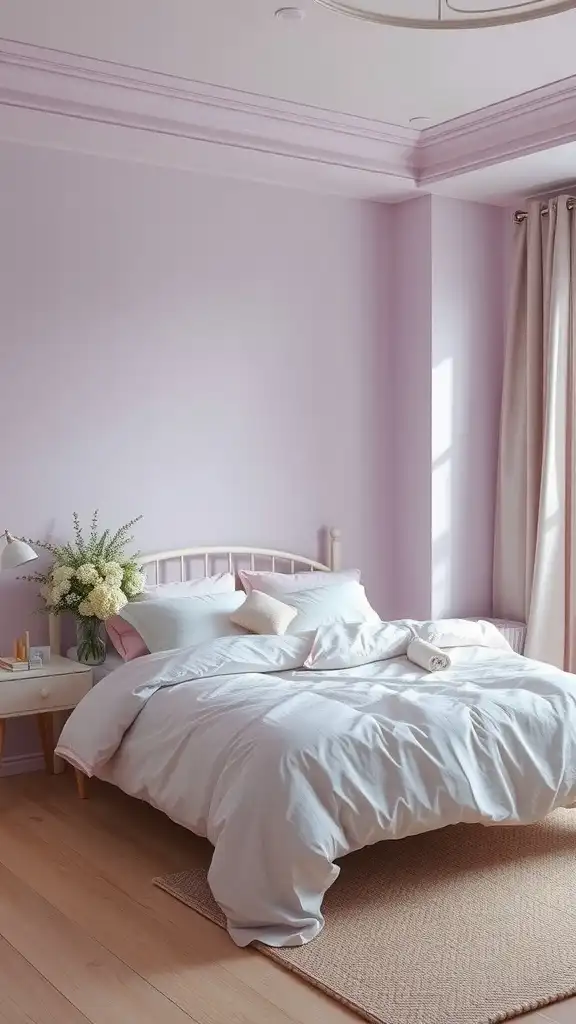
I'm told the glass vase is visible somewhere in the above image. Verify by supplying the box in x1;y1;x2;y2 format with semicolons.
76;616;106;666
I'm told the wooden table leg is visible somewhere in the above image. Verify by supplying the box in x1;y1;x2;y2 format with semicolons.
0;719;5;766
52;709;69;775
36;713;54;775
74;768;88;800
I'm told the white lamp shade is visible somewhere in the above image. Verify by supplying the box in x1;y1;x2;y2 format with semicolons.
0;533;38;571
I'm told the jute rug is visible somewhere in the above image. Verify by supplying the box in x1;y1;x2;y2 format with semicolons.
154;809;576;1024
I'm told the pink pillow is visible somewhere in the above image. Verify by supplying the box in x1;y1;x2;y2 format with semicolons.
239;568;360;596
106;616;148;661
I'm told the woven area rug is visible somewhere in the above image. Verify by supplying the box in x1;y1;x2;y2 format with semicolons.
154;809;576;1024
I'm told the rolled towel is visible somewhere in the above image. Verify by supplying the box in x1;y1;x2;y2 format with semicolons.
407;637;451;672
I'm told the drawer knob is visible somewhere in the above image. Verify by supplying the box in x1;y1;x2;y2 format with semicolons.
40;687;50;699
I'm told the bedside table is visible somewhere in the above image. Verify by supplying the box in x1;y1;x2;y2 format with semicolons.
464;617;527;655
0;656;92;796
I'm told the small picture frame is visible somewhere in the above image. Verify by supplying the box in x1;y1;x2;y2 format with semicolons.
29;646;50;666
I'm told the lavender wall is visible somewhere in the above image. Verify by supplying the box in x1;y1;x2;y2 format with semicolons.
431;197;507;618
0;142;391;768
389;196;507;619
389;196;433;619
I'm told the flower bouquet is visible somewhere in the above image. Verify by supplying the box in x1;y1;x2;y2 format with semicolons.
22;511;145;665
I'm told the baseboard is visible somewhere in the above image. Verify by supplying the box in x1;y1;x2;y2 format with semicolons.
0;752;44;777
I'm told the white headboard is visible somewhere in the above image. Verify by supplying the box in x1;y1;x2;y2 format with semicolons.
139;526;341;584
48;527;341;655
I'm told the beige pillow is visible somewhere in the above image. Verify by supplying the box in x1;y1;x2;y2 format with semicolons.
230;589;297;636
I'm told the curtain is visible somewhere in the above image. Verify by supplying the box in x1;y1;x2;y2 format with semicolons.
493;196;576;670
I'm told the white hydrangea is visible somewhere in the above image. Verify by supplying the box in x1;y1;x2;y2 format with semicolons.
50;578;71;604
55;577;71;597
78;598;94;617
96;563;123;593
75;563;100;586
103;561;122;578
124;570;146;597
87;583;127;620
53;565;74;583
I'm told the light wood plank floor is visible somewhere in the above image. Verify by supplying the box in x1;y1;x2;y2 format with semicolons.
0;772;572;1024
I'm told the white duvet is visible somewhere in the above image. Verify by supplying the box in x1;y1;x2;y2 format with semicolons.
56;620;576;948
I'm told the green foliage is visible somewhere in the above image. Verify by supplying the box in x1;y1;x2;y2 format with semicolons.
19;511;144;618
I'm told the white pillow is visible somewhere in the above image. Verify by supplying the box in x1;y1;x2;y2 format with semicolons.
282;581;380;634
117;592;247;653
239;567;360;596
135;572;235;601
230;590;298;636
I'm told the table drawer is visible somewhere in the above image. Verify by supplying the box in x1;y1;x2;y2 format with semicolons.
0;672;91;716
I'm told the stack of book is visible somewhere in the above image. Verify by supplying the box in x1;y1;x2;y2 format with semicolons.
0;657;31;672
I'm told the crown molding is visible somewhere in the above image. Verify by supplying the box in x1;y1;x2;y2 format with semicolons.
0;39;417;184
2;38;576;200
418;75;576;183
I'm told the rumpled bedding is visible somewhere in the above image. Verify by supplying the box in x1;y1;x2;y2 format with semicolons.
56;619;576;947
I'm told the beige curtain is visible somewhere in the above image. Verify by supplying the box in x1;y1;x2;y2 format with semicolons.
493;196;576;670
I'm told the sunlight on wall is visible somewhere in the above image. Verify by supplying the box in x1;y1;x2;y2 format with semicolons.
431;356;453;616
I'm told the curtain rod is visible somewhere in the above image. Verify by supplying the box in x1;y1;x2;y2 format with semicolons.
514;198;576;224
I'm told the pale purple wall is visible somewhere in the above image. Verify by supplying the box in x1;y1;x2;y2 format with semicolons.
389;196;433;619
431;198;507;617
389;195;507;620
0;142;391;766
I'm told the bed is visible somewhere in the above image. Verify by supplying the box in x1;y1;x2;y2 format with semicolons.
54;529;576;949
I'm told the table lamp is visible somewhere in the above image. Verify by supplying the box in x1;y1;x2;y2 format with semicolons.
0;531;38;571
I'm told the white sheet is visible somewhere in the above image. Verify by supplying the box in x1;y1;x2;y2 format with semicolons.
56;621;576;949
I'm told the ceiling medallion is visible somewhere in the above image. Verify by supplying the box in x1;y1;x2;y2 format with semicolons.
311;0;576;29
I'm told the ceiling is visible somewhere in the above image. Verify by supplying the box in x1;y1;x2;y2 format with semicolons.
2;0;576;129
0;0;575;204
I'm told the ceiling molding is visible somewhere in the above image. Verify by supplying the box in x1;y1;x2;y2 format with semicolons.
0;39;417;184
2;38;576;201
418;75;576;183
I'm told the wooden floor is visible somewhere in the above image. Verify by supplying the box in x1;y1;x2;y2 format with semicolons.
0;773;573;1024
